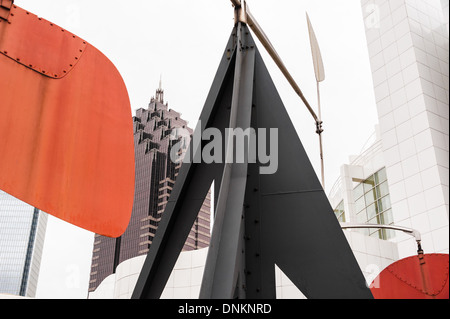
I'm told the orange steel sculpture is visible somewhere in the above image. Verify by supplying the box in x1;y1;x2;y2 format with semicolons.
371;254;449;299
0;2;135;237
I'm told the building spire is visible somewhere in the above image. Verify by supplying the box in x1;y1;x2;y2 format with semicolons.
155;75;164;104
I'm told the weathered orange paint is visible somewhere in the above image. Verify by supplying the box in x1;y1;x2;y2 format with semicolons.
371;254;449;299
0;5;135;237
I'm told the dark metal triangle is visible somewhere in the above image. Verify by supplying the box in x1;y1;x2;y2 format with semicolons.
242;48;373;299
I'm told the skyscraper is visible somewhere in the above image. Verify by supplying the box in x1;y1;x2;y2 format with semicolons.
88;86;211;292
0;190;48;297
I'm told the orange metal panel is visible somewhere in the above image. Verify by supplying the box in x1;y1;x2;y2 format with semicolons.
0;5;135;237
371;254;449;299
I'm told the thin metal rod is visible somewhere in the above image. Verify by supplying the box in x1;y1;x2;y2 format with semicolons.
230;0;319;123
247;11;318;122
340;223;422;244
316;81;322;120
317;81;324;188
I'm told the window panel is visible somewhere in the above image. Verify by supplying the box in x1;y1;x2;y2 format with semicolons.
378;196;391;212
376;168;387;184
367;202;377;219
355;197;366;213
364;189;376;205
377;181;389;198
350;168;393;240
363;178;375;193
353;183;364;200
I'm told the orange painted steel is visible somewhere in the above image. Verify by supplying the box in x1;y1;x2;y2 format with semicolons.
371;254;449;299
0;4;135;237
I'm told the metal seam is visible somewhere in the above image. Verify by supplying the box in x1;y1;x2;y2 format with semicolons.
0;5;87;79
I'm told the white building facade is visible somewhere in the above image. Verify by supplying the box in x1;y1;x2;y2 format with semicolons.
358;0;449;258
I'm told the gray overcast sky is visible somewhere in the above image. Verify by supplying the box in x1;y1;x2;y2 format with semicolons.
13;0;379;298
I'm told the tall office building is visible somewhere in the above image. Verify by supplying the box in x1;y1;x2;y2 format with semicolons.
0;190;48;297
88;86;211;292
331;0;449;258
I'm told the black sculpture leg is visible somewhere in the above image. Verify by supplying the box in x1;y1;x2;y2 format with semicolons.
199;23;255;299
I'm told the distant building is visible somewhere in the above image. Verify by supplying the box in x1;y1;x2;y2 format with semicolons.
88;86;211;293
0;190;48;297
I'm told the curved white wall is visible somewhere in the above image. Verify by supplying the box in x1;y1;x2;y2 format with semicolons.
89;232;399;299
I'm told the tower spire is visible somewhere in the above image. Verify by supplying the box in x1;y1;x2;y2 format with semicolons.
155;75;164;104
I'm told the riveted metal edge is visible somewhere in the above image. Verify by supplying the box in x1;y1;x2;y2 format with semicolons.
0;4;88;79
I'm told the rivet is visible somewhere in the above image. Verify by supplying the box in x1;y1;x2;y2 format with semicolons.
69;64;73;67
54;75;58;77
42;70;46;73
16;57;20;61
63;70;67;73
75;57;78;60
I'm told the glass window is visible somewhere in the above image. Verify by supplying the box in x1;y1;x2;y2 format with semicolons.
375;168;387;184
364;189;376;205
378;196;391;212
333;201;345;223
353;183;364;200
379;209;393;225
355;197;366;213
376;181;389;198
356;210;367;223
366;202;377;220
350;168;393;240
363;175;375;193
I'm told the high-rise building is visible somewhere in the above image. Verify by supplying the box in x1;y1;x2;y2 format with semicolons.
0;190;48;297
330;0;449;259
88;86;211;293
